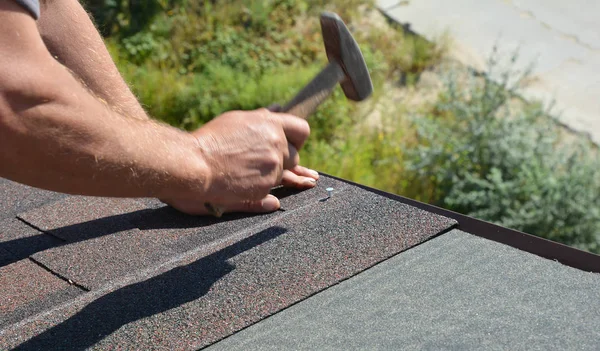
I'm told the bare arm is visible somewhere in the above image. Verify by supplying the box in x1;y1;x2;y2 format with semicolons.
0;2;206;198
0;2;316;215
36;0;149;120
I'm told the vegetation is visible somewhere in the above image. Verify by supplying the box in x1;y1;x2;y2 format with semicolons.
406;51;600;253
85;0;599;253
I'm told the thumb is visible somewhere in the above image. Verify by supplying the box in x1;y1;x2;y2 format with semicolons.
160;194;280;216
231;194;281;213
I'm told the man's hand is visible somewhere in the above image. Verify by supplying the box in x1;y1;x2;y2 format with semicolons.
161;109;319;215
0;2;318;217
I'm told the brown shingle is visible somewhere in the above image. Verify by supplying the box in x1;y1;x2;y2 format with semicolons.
17;196;148;242
0;218;62;266
1;177;456;349
0;259;83;329
0;179;64;221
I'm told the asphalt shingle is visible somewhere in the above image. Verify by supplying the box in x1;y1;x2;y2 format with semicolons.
0;247;14;267
30;227;174;290
1;175;456;350
207;229;600;351
0;259;83;330
17;196;148;242
0;179;65;221
0;218;62;268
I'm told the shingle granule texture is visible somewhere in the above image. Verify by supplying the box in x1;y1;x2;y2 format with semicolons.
0;247;15;268
0;175;456;350
0;218;62;267
0;259;83;329
0;179;64;221
30;227;175;290
17;196;149;242
208;229;600;351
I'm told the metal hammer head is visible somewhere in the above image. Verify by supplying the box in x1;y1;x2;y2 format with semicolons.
320;12;373;101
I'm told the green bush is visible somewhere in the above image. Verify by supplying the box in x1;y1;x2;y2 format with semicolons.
83;0;166;37
103;0;399;133
406;51;600;253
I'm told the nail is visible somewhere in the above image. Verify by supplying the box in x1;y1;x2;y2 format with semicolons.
326;187;334;198
308;169;319;177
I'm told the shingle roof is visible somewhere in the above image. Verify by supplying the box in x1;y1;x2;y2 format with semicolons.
0;175;456;350
0;178;65;221
208;228;600;350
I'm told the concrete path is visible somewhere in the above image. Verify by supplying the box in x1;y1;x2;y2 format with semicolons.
378;0;600;144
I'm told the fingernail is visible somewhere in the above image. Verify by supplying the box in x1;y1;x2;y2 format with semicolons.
262;196;280;212
304;178;317;186
308;169;319;177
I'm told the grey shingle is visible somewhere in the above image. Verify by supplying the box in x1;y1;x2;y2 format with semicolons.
207;229;600;351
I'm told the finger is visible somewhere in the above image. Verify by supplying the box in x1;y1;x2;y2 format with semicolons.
220;195;281;214
289;165;319;180
281;169;318;189
161;195;280;216
271;112;310;150
283;143;300;170
159;198;220;216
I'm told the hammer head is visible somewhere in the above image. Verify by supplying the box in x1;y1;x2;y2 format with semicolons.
320;12;373;101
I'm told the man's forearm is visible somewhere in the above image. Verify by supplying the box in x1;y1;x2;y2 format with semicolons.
1;83;206;199
37;0;149;120
1;2;315;216
0;3;205;199
0;62;207;199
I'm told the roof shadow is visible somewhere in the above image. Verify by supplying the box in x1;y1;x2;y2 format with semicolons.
269;186;304;200
133;206;265;231
12;226;287;350
0;206;264;269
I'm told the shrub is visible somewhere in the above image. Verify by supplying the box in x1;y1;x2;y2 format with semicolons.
405;50;600;253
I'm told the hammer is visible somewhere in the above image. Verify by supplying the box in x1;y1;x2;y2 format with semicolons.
277;11;373;118
205;12;373;217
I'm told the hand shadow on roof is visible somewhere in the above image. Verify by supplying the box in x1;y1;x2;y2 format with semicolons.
13;226;287;351
0;205;267;269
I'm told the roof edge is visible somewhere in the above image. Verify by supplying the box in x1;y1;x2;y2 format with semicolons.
324;173;600;274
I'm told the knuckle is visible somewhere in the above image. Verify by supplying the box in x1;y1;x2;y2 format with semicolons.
265;129;283;145
262;130;284;151
251;108;272;124
220;110;239;120
249;185;269;200
264;151;281;169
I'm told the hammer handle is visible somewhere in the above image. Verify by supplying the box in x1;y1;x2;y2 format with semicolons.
282;62;346;119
